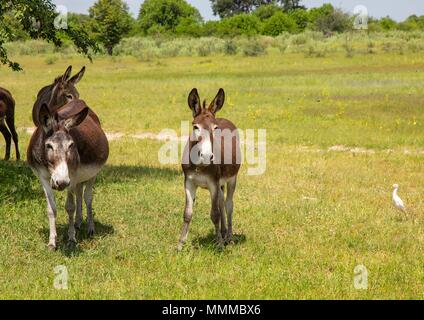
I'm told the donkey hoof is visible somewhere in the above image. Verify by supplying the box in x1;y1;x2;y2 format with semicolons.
47;244;57;251
4;156;10;161
87;229;95;238
74;223;82;231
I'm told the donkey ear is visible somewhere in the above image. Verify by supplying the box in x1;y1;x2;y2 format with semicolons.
64;107;89;130
188;88;201;117
69;66;85;85
62;65;72;82
39;104;53;133
208;88;225;114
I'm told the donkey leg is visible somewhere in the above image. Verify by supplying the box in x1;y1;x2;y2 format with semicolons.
74;183;84;230
84;177;96;237
219;185;227;239
0;120;11;161
209;183;224;247
177;180;197;252
65;190;77;247
225;177;237;244
39;176;58;250
6;115;20;160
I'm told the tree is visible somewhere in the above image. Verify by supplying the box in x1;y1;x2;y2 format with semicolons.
138;0;202;35
210;0;272;18
89;0;133;55
262;12;297;35
0;0;98;71
379;16;397;31
210;0;303;18
315;8;352;34
289;8;308;30
280;0;304;12
217;13;262;36
254;4;282;21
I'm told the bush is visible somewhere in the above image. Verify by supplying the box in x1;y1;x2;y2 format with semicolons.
218;14;262;37
201;21;220;37
291;33;309;46
315;8;352;33
224;39;238;55
379;17;397;31
289;9;309;31
139;0;202;34
241;38;266;56
44;55;58;65
262;12;298;36
253;4;282;21
175;17;203;37
273;35;289;53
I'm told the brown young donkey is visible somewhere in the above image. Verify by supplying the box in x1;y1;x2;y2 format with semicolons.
178;88;241;251
0;87;20;160
32;65;86;126
27;100;109;250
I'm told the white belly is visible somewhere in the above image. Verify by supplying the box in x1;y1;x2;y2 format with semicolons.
71;165;103;185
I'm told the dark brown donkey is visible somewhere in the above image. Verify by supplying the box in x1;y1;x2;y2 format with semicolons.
0;87;20;160
178;88;241;251
27;99;109;250
32;65;86;126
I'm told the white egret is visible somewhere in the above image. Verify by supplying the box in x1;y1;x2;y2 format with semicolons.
392;184;406;212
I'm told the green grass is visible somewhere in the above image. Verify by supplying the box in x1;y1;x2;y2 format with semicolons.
1;50;424;299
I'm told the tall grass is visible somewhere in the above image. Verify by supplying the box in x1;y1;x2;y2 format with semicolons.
4;31;424;62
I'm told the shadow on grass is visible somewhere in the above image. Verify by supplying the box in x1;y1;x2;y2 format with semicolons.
39;220;114;257
97;165;181;185
192;231;246;252
0;160;39;202
0;161;181;202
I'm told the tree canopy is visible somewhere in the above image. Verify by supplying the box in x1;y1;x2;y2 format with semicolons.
210;0;303;18
138;0;203;35
0;0;98;70
89;0;133;55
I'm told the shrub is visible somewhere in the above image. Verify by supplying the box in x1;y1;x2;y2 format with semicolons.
201;21;220;37
262;12;298;36
253;4;282;21
291;33;308;46
224;39;238;55
273;34;289;53
138;0;202;34
379;17;397;31
44;55;58;65
175;17;203;37
289;8;309;31
218;14;262;37
315;8;352;34
241;38;266;56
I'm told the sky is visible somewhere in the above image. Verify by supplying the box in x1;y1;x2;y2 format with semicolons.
52;0;424;22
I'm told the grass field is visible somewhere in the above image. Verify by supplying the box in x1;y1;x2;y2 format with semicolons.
1;50;424;299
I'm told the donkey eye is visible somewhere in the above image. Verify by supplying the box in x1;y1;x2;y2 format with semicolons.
45;143;53;151
193;125;200;131
213;125;219;131
68;142;74;149
66;94;73;100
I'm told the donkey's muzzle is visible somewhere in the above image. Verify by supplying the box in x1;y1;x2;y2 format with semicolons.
51;179;70;191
